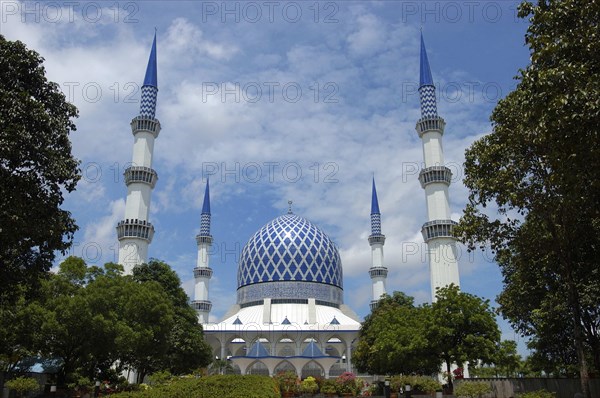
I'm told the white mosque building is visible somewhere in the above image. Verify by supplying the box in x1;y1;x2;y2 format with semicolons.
116;32;460;378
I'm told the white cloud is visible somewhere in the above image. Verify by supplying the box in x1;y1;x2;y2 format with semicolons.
79;199;125;265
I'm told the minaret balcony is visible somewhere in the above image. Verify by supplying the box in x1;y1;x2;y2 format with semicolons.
421;219;458;243
419;166;452;188
196;235;214;245
131;116;161;138
124;166;158;188
416;116;445;137
192;300;212;312
194;267;213;279
369;300;381;311
368;234;386;245
116;219;155;242
369;266;388;278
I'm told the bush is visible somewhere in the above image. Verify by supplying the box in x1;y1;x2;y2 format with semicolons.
146;370;172;386
301;376;319;394
320;379;337;395
5;377;41;398
110;375;279;398
454;381;492;398
274;370;299;394
390;375;441;394
517;390;556;398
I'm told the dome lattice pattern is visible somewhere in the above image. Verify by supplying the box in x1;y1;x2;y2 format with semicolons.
237;214;343;289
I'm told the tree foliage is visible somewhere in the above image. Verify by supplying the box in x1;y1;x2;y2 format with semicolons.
455;0;600;396
354;289;500;382
456;0;600;396
427;285;500;389
0;35;80;300
354;292;439;375
2;257;211;387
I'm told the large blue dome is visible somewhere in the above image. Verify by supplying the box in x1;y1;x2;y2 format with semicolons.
236;213;343;305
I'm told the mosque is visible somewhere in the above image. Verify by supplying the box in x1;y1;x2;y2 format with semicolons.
116;32;461;379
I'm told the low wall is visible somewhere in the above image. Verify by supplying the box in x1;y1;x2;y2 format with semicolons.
456;378;600;398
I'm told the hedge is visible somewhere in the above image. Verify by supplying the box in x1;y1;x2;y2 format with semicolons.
111;375;279;398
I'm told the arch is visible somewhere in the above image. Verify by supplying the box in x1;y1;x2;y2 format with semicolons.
229;336;247;357
328;360;345;377
301;360;324;379
273;360;296;375
232;345;246;356
324;345;340;357
247;360;269;376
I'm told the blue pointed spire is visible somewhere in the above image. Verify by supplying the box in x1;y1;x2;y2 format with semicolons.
418;32;438;118
419;32;434;87
199;179;211;237
370;178;382;236
371;177;380;215
202;178;211;215
143;32;158;88
139;33;158;118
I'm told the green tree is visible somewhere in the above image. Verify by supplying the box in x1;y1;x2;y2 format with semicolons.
131;260;212;376
426;285;500;391
0;35;80;301
354;292;439;375
494;340;521;377
19;258;210;386
455;1;600;396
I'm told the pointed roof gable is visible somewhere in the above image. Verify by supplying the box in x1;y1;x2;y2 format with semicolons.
247;341;269;357
301;341;325;357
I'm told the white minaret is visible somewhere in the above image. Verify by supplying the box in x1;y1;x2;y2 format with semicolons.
116;33;160;274
416;33;460;301
368;177;388;310
193;179;213;323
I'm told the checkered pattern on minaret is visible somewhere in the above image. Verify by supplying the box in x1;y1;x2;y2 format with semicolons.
419;85;437;118
200;213;211;236
371;213;381;235
140;85;158;118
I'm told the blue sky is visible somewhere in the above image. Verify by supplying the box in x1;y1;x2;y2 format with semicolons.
3;1;531;351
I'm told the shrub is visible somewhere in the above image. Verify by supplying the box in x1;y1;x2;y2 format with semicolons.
146;370;173;386
5;377;41;398
517;390;556;398
321;379;338;394
454;381;492;398
274;370;299;394
301;376;319;394
110;374;279;398
336;372;359;395
389;375;441;394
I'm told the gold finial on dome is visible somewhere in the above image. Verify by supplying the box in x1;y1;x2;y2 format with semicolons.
287;200;293;214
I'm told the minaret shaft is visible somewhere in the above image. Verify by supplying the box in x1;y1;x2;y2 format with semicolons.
368;178;388;310
193;180;213;324
117;34;159;274
417;34;460;302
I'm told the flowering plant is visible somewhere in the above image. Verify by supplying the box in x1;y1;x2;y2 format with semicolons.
453;367;464;379
274;370;299;393
336;372;359;395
